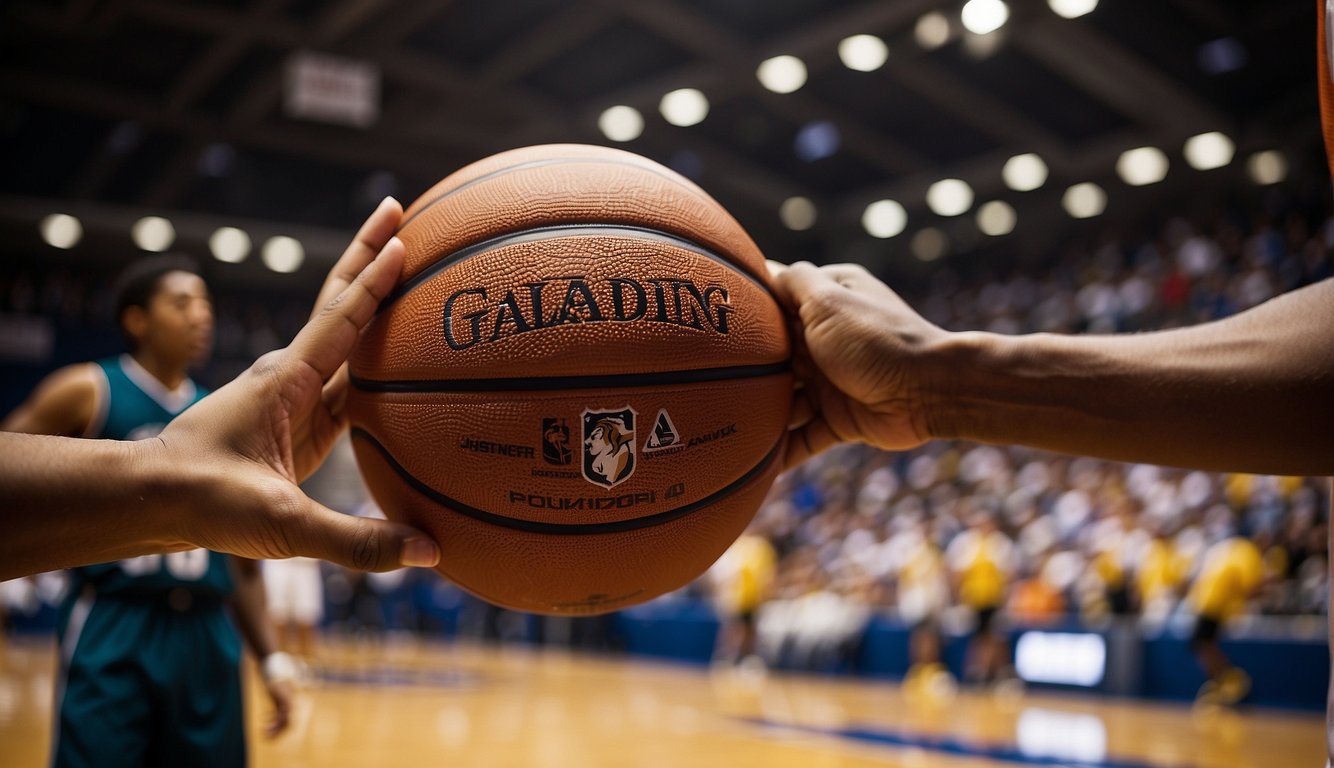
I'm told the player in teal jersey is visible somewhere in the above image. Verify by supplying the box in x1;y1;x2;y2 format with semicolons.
0;197;438;580
4;256;292;767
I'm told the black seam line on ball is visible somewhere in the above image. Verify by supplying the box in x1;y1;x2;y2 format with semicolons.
397;157;695;232
349;362;791;393
379;223;774;313
349;427;783;535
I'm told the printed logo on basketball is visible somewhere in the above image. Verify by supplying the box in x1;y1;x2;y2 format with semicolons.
459;437;535;459
643;409;681;453
541;417;573;465
581;407;636;489
442;276;731;350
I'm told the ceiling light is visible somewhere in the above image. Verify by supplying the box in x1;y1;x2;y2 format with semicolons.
961;0;1010;35
862;200;907;238
839;34;889;72
976;201;1017;236
912;228;948;261
598;105;644;142
1048;0;1098;19
926;178;974;216
262;236;304;273
209;227;251;264
1116;146;1169;186
757;55;808;94
40;213;82;249
132;216;175;252
659;89;709;127
780;197;817;231
1003;153;1048;191
915;12;951;49
1062;182;1107;219
1247;150;1287;185
1183;132;1235;171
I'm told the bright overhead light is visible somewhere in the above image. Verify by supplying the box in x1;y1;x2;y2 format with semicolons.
915;12;951;49
262;235;304;273
659;88;709;127
1062;182;1107;219
976;200;1017;236
757;55;807;94
962;0;1010;35
1049;0;1098;19
862;200;907;239
598;105;644;142
1003;153;1048;191
1183;132;1235;171
912;228;948;261
780;197;818;231
40;213;82;249
209;226;251;264
839;34;889;72
926;178;974;217
132;216;175;252
1116;146;1169;186
1247;150;1287;185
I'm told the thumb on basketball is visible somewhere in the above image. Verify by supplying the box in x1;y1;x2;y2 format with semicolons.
285;496;440;572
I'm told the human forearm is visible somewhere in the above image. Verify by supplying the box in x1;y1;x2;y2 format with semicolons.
928;280;1334;475
0;433;189;579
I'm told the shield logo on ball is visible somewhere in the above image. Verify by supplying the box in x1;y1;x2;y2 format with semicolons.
581;407;636;488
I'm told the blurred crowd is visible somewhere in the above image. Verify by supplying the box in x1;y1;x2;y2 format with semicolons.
712;204;1333;674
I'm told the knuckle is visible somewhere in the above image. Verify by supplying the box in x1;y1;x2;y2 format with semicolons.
350;526;383;571
248;350;288;381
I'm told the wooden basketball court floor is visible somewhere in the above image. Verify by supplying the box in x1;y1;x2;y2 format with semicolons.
1;635;1323;767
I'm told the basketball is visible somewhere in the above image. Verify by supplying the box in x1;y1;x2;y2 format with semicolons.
346;144;792;615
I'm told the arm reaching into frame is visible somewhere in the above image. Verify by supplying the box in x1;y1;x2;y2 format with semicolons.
0;199;440;580
769;260;1334;477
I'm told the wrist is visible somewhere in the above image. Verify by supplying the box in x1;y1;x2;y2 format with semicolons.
262;651;300;684
919;330;1009;442
125;437;197;549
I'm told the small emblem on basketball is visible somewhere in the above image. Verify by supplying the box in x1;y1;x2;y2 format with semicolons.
581;407;636;488
643;409;681;452
541;418;573;465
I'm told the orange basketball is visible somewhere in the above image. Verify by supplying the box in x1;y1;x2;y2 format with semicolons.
347;144;791;615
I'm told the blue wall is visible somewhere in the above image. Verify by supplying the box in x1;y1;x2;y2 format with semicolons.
610;602;1328;712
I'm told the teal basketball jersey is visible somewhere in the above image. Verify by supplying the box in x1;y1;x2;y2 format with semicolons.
69;355;232;598
54;355;247;768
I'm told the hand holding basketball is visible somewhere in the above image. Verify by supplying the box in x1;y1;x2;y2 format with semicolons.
153;199;440;572
768;260;944;468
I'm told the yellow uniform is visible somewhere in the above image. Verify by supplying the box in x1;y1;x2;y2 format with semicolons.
1136;538;1187;606
1189;538;1265;621
711;534;777;617
948;530;1015;611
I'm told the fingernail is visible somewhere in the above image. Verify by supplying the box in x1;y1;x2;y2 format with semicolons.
378;195;397;209
400;536;440;568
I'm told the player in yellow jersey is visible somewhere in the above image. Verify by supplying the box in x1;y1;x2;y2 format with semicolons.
946;512;1017;685
709;530;777;671
1134;523;1187;621
1188;537;1266;705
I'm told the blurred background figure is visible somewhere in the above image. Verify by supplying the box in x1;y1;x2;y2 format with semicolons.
891;515;954;698
263;557;322;663
1189;535;1267;705
948;510;1018;686
708;523;777;673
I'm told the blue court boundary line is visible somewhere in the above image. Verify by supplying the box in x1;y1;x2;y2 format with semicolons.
737;718;1195;768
